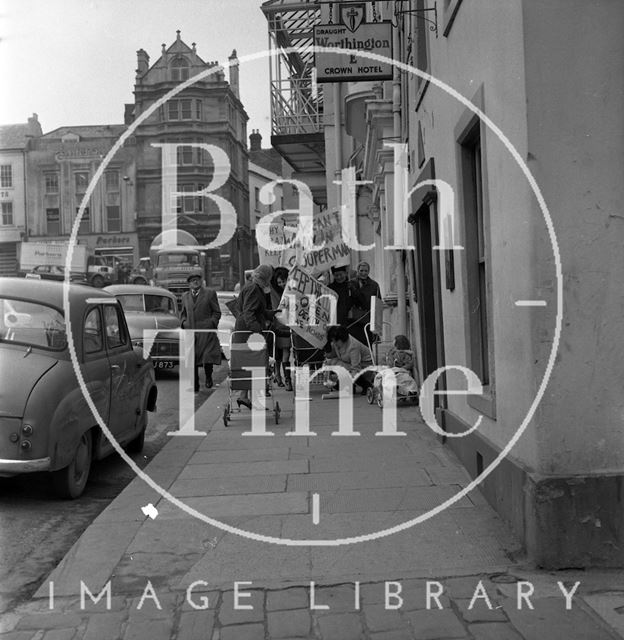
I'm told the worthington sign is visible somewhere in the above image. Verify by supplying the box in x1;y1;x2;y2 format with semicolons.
314;21;393;83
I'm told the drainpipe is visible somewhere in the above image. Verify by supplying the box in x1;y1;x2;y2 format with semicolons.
392;2;407;336
333;82;342;212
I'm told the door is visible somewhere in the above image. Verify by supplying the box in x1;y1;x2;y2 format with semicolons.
413;199;447;419
103;303;143;444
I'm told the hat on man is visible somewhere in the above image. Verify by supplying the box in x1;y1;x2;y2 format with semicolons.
331;265;347;274
187;270;203;283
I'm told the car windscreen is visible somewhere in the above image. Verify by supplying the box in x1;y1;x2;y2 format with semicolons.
0;298;66;350
117;294;176;315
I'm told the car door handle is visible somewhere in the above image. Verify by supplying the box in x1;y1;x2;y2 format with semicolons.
110;364;121;372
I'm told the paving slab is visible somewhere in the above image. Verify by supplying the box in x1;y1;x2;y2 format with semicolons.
178;459;308;479
153;491;308;519
169;474;287;497
33;522;143;598
188;447;291;464
502;596;616;640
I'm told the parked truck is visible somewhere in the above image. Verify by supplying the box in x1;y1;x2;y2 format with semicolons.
19;242;114;287
149;243;207;305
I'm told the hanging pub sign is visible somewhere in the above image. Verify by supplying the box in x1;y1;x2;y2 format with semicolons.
313;3;393;83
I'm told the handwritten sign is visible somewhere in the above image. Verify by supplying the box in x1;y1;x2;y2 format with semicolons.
279;265;338;349
279;210;351;276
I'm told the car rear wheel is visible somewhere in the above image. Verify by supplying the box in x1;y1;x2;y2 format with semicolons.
52;430;92;499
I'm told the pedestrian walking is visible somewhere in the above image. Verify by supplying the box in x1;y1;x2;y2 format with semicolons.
234;264;281;409
349;260;381;345
180;271;222;393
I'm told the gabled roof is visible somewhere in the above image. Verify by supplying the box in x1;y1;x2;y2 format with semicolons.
0;124;35;149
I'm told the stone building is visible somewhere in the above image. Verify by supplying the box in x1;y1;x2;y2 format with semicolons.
0;114;42;274
129;32;251;288
263;0;624;567
25;124;137;265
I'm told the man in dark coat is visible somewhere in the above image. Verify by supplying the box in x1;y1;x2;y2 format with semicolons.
328;265;353;327
180;271;222;392
349;260;381;345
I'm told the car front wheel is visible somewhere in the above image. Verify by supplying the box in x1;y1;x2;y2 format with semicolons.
52;430;92;499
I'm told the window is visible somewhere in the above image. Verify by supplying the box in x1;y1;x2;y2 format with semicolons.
75;172;89;194
254;187;260;211
181;99;192;120
196;100;202;120
168;101;179;120
105;171;119;191
181;184;195;214
443;0;464;36
0;165;12;188
1;202;13;225
76;207;90;234
170;56;190;82
178;145;194;165
461;125;492;391
104;305;127;349
45;173;59;194
107;205;121;232
83;308;104;354
166;99;196;121
46;208;60;235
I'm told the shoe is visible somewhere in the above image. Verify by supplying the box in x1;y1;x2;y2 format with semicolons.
205;377;214;389
284;378;293;392
275;374;285;387
237;398;252;410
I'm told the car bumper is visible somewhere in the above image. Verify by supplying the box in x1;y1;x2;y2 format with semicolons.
0;457;51;475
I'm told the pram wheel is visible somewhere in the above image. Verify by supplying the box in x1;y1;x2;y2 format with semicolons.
366;387;374;404
274;401;281;425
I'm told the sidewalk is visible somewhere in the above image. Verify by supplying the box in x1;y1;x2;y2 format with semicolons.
2;383;624;639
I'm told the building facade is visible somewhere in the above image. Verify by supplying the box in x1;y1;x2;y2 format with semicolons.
25;124;137;265
130;32;251;288
263;0;624;567
0;114;42;274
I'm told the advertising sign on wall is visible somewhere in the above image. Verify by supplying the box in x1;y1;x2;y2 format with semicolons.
314;12;393;83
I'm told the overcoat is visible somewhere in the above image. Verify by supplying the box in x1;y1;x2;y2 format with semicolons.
180;287;222;365
234;281;271;334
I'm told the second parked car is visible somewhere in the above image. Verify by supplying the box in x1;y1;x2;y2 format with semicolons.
104;284;181;371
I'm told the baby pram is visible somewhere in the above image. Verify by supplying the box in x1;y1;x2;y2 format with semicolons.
223;330;281;426
365;324;420;408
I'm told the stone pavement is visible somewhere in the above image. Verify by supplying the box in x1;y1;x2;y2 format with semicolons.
2;382;624;639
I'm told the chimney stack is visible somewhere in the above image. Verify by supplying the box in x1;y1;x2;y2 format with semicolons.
228;49;239;99
136;49;149;77
249;129;262;151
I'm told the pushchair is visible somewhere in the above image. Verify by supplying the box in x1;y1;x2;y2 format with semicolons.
364;323;420;408
289;331;329;397
222;330;281;426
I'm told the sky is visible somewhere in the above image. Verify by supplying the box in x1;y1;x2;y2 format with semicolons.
0;0;273;140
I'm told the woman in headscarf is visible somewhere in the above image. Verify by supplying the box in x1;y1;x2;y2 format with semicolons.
234;265;280;409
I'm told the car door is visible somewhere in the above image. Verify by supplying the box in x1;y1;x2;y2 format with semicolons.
103;302;143;443
80;305;112;434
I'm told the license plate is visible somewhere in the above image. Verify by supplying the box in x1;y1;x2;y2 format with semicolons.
153;360;175;369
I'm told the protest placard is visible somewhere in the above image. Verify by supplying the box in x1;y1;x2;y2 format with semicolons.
278;264;338;349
